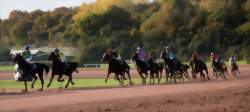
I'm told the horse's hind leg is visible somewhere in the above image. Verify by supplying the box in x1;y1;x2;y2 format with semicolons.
172;73;177;82
116;74;123;86
31;75;37;89
205;69;210;80
65;75;72;88
38;72;44;91
47;74;54;88
157;72;160;84
200;72;205;81
151;72;155;84
126;71;133;85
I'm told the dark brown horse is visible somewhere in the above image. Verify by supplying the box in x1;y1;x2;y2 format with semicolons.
47;52;78;88
102;52;132;85
13;53;49;92
189;59;210;81
211;60;228;80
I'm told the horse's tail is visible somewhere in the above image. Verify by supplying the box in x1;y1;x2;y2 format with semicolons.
43;64;50;75
73;62;79;74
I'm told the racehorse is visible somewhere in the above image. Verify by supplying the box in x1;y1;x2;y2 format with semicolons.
132;53;150;84
231;62;240;76
147;57;164;84
102;52;132;85
13;53;49;92
211;60;228;80
189;59;210;81
47;52;78;88
162;57;184;82
181;64;190;79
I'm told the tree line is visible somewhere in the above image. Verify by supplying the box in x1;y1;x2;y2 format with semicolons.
0;0;250;63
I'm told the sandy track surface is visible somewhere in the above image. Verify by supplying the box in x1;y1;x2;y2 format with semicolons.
0;65;250;112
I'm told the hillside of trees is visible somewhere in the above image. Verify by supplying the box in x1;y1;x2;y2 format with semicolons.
0;0;250;63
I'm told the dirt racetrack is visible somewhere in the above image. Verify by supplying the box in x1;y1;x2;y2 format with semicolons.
1;65;250;112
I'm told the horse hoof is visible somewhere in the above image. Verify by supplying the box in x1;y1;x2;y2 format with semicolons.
22;89;28;92
71;82;75;85
130;82;134;85
38;89;43;91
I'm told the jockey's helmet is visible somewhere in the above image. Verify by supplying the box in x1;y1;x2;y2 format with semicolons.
24;45;30;50
54;48;59;53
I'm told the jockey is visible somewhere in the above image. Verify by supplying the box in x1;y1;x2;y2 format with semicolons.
229;55;237;66
161;46;178;61
160;46;171;60
54;48;67;73
54;48;65;61
210;52;221;68
136;45;150;68
22;45;32;62
136;46;146;61
111;49;122;61
211;52;220;62
14;45;33;81
191;51;199;61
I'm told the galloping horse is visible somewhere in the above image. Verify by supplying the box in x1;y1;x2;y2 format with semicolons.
231;62;240;76
181;64;190;79
163;57;184;82
13;53;49;92
132;53;150;84
211;60;228;80
189;59;210;81
47;52;78;88
147;57;164;84
102;52;132;85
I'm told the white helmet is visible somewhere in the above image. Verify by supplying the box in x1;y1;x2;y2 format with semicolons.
165;46;169;50
137;47;141;51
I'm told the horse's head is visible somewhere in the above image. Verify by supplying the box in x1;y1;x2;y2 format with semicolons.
101;52;112;63
48;52;58;61
132;53;139;61
13;53;23;63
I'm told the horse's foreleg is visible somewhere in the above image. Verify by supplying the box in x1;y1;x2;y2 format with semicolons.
138;72;145;83
105;72;111;83
150;72;155;84
181;72;185;82
23;81;28;92
57;74;64;82
237;68;241;74
70;75;75;85
47;74;54;88
205;69;210;80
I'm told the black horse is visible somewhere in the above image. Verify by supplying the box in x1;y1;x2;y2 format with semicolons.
132;53;150;84
147;57;164;84
132;53;163;84
13;53;49;92
181;64;190;79
102;52;132;85
47;52;78;88
189;59;210;81
231;62;240;76
211;60;228;80
162;57;184;82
